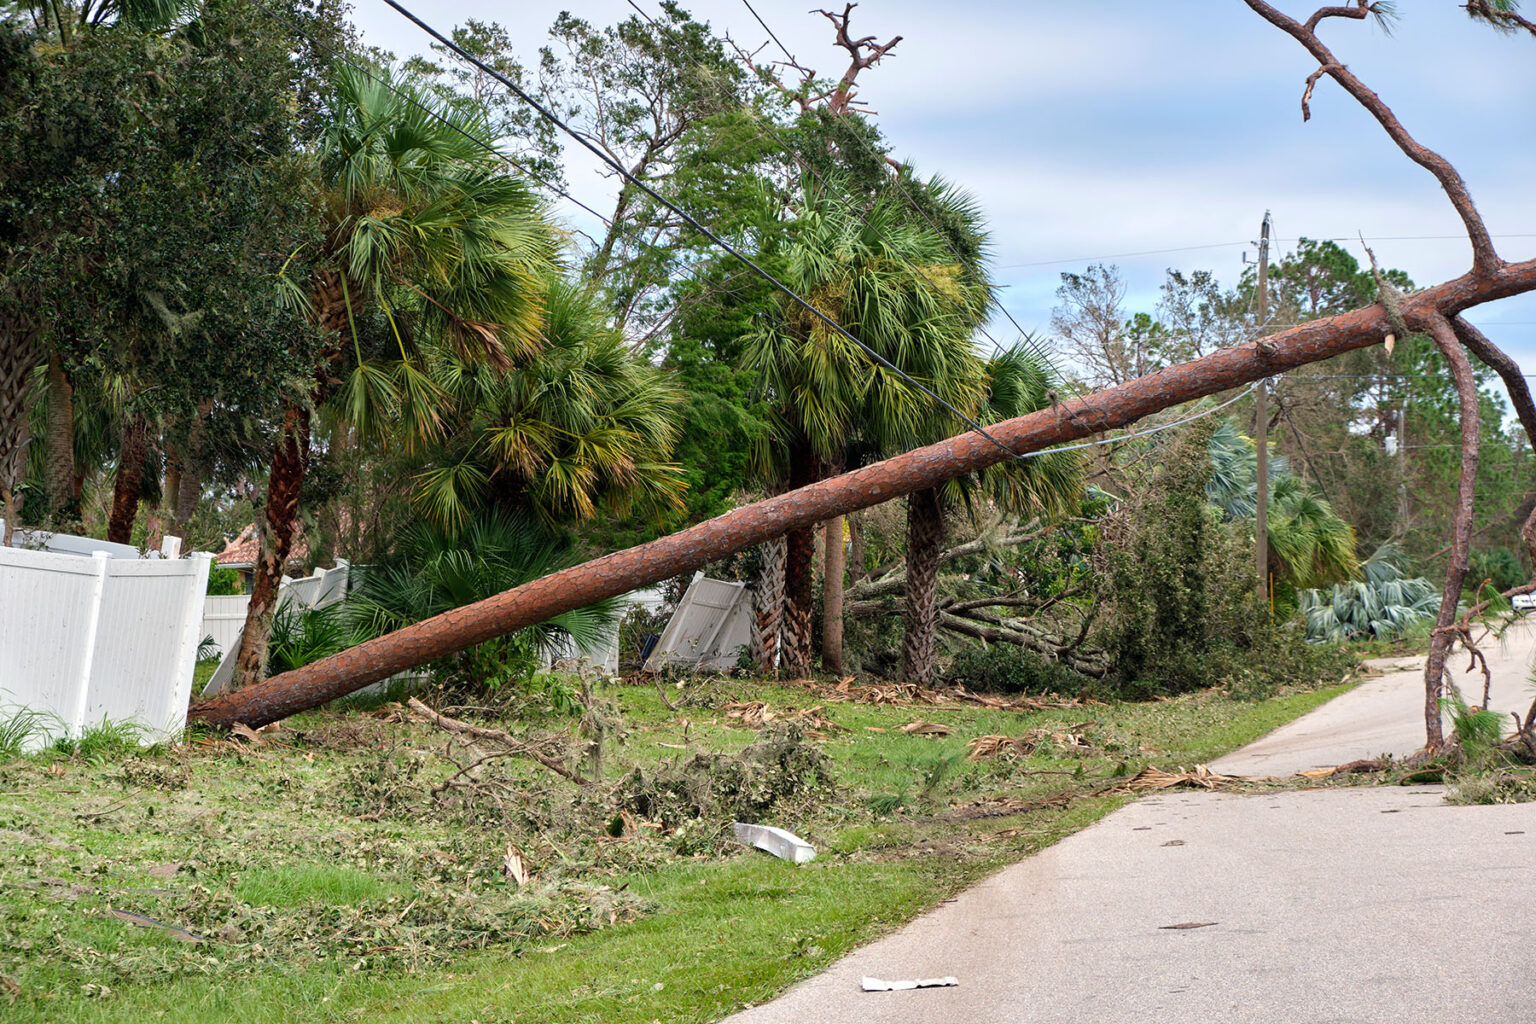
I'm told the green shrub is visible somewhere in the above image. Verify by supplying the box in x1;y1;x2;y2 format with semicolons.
206;565;244;595
1299;543;1438;643
945;644;1087;695
1098;421;1265;696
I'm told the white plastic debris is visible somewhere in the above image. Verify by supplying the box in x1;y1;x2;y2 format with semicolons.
861;976;959;992
732;822;816;863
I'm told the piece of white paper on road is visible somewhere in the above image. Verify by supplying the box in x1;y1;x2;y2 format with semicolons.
861;976;958;992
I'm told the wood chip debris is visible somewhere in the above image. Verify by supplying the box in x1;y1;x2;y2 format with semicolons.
899;720;951;736
862;976;959;991
502;845;531;887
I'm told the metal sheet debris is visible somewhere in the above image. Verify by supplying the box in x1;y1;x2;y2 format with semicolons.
861;976;959;992
732;822;815;863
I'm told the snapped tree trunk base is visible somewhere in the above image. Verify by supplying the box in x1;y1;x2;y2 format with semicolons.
188;258;1536;731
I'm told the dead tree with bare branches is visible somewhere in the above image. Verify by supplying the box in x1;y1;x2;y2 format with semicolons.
1245;0;1535;749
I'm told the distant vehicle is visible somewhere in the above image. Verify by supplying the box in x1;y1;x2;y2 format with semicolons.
1514;593;1536;611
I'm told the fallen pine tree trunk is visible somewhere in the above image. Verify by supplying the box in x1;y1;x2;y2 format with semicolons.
188;259;1536;730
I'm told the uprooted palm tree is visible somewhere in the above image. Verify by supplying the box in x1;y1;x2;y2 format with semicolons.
745;180;989;676
233;65;558;689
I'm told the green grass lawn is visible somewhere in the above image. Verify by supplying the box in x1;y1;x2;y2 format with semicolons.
0;675;1351;1024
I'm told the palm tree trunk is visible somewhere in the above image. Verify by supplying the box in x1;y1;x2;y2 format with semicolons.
45;350;76;522
106;412;148;544
822;515;846;675
0;332;33;544
163;440;182;524
847;511;866;584
233;402;311;689
902;486;946;685
781;440;820;676
752;535;785;674
172;398;213;532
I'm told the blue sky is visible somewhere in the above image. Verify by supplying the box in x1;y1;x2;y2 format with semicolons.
353;0;1536;376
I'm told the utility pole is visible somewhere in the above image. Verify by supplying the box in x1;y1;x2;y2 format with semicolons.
1254;211;1272;609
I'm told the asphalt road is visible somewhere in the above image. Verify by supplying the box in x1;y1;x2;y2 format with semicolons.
724;788;1536;1024
722;622;1536;1024
1212;618;1535;777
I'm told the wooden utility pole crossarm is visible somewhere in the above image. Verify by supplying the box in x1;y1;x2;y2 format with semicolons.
187;257;1536;731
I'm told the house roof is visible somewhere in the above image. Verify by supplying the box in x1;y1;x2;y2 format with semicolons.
216;523;310;569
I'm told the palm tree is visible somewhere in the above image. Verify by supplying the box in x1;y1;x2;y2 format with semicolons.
745;181;989;675
232;65;558;688
901;345;1084;685
409;279;685;532
347;511;618;690
1205;419;1358;588
1299;542;1438;642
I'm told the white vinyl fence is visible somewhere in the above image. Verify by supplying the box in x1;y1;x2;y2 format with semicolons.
5;522;182;560
201;595;251;658
0;546;212;749
199;562;351;698
541;587;667;677
643;573;754;673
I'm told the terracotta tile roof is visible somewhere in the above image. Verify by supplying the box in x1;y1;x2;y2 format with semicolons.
216;523;309;568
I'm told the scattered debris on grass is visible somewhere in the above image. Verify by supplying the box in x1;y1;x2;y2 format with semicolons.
802;678;1092;713
1123;764;1239;792
722;702;847;737
732;822;816;863
618;725;833;853
966;726;1097;760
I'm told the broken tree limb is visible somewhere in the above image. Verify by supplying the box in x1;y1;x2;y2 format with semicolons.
1417;313;1482;750
185;260;1536;731
403;698;590;785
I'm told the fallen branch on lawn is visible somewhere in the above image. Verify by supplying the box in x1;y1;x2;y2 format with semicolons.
404;697;590;786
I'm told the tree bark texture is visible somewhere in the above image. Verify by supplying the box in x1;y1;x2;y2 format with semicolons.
106;413;148;545
781;441;820;676
751;534;786;674
901;486;945;685
172;399;214;532
822;515;846;676
232;402;311;690
162;441;182;524
1418;315;1481;749
0;332;33;543
188;257;1536;730
45;350;75;520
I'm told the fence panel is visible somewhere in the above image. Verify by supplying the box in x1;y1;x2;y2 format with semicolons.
84;555;211;742
0;548;210;748
201;595;251;657
643;574;753;673
0;549;108;740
